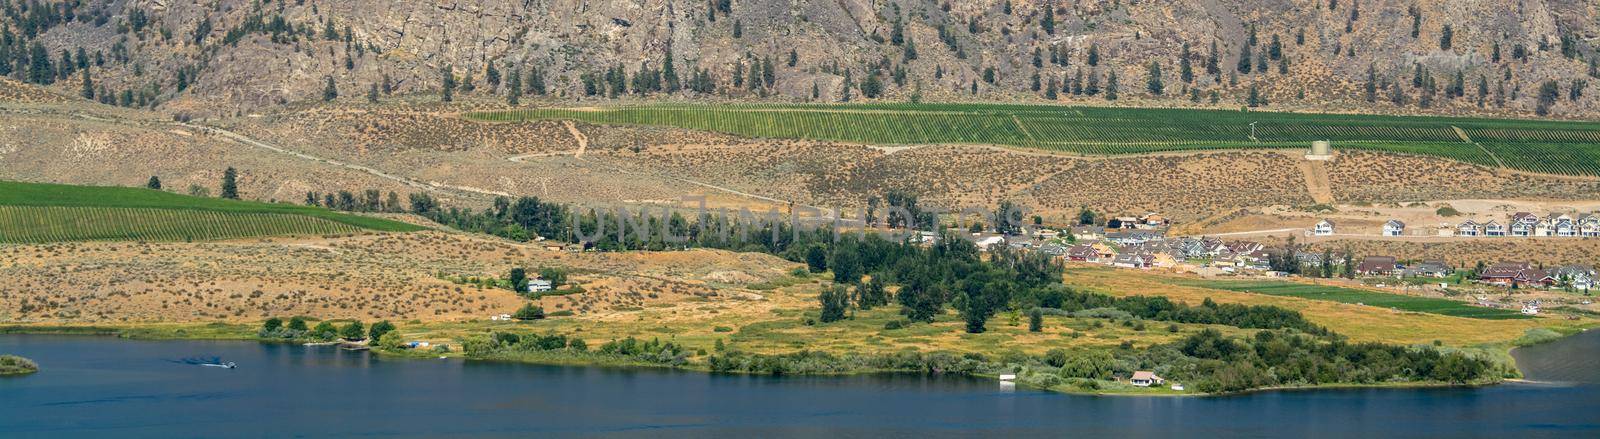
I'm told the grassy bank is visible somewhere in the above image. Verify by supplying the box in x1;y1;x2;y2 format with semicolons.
0;180;423;243
468;103;1600;176
1166;279;1531;320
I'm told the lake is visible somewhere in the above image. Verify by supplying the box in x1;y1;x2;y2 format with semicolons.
2;332;1598;438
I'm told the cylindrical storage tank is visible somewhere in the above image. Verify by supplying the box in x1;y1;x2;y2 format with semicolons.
1311;140;1331;156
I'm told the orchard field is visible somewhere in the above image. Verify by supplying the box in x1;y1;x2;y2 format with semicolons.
0;181;423;243
469;103;1600;177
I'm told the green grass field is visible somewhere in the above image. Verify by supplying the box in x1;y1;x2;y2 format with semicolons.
1170;279;1532;320
468;103;1600;176
0;181;424;243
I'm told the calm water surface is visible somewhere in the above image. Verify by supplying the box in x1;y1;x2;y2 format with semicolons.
3;332;1598;438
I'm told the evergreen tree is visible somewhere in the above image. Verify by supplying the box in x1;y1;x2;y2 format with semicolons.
1105;70;1119;100
663;47;680;92
1237;43;1253;74
1440;25;1454;51
1247;84;1264;107
367;83;379;103
1028;308;1043;332
1146;61;1164;96
322;76;338;101
1041;4;1055;35
507;69;522;105
80;69;93;99
220;167;239;199
441;65;456;102
1179;43;1194;83
146;176;162;190
1206;41;1221;76
1087;43;1100;66
27;42;51;84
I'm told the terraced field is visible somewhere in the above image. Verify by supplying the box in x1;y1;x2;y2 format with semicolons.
469;104;1600;177
1169;279;1532;320
0;181;422;243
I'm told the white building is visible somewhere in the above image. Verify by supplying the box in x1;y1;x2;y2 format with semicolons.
1312;219;1336;236
1131;371;1166;387
527;279;553;293
1382;220;1406;237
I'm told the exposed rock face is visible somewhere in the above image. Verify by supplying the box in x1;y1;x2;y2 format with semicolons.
9;1;1600;117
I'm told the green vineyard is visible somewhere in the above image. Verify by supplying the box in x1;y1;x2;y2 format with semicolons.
0;181;424;243
469;103;1600;177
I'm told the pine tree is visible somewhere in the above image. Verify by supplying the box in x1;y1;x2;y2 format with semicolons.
80;69;93;99
1206;41;1221;76
1237;43;1253;74
1105;70;1119;100
1146;61;1164;96
146;176;162;190
441;65;455;102
663;47;680;92
1440;25;1454;51
1179;43;1194;83
1041;4;1055;35
1364;65;1377;102
1087;44;1100;66
220;167;239;199
322;76;338;101
507;69;522;105
367;83;379;103
1247;84;1264;107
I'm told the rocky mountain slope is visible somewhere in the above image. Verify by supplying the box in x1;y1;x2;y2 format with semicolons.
5;0;1599;117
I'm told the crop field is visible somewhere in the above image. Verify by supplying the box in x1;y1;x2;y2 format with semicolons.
1168;279;1532;320
469;103;1600;176
0;181;423;243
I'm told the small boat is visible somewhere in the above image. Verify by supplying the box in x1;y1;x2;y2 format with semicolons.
201;362;237;369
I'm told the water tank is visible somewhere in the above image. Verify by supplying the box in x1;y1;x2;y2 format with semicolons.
1310;140;1332;156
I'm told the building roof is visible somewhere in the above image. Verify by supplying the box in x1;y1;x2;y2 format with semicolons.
1355;256;1398;273
1385;219;1406;228
1131;371;1161;381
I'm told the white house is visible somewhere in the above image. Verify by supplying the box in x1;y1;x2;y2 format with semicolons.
1456;220;1481;237
528;279;553;293
1131;371;1166;387
1312;219;1336;236
1550;214;1577;237
1382;219;1406;237
1510;212;1539;237
1484;220;1506;237
1579;214;1600;237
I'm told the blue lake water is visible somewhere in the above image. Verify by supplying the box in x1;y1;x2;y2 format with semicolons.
2;332;1598;438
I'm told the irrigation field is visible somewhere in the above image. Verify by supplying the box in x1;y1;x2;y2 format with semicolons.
1171;279;1532;320
469;103;1600;177
0;181;423;243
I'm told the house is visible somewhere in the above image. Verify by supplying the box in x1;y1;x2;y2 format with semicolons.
1312;219;1336;236
1105;230;1164;246
1509;212;1539;237
1550;265;1597;290
1130;371;1166;387
1225;241;1264;255
1404;260;1452;278
1107;216;1144;230
1071;225;1106;241
1479;262;1554;287
968;233;1007;250
1140;213;1169;228
1037;243;1068;257
1355;256;1399;276
528;279;553;293
1382;220;1406;237
1579;214;1600;237
1111;253;1151;269
1457;220;1482;237
1066;245;1101;262
1483;220;1506;237
1549;214;1577;237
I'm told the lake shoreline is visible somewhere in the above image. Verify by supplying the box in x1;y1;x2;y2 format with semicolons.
0;323;1525;397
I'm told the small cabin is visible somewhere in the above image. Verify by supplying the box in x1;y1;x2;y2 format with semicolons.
527;280;553;293
1130;371;1165;387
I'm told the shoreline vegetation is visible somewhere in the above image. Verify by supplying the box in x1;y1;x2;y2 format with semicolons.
0;354;39;376
2;321;1551;396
